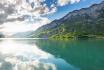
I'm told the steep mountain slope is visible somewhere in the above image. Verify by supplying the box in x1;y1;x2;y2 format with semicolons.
32;1;104;39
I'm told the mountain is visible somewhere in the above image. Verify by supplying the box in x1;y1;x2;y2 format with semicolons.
9;31;34;38
31;1;104;39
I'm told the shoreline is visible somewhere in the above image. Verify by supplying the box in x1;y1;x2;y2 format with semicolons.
0;37;104;40
48;36;104;40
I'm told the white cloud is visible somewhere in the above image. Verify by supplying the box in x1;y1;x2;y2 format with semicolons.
58;0;80;6
0;0;81;17
0;0;81;36
0;17;50;36
0;10;5;14
49;4;57;14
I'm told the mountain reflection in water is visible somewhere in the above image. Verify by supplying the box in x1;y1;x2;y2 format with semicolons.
0;39;78;70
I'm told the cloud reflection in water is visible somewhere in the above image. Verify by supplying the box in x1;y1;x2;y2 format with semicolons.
0;39;78;70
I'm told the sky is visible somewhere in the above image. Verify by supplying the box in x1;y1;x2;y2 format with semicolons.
48;0;103;20
0;0;103;36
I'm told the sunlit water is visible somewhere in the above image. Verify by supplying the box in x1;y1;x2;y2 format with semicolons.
0;39;79;70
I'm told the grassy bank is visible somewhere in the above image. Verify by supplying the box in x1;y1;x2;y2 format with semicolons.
49;33;104;40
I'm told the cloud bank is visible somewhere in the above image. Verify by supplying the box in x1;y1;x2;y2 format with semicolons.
0;0;81;36
0;0;81;22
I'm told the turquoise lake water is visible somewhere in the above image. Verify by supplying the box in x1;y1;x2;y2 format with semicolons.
0;39;104;70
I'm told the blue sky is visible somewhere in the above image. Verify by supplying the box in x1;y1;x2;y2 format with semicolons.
46;0;103;20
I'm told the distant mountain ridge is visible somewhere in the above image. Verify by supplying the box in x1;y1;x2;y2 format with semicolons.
31;1;104;39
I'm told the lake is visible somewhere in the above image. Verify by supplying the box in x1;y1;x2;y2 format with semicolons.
0;39;104;70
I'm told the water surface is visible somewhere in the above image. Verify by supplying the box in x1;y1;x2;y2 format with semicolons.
0;39;104;70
